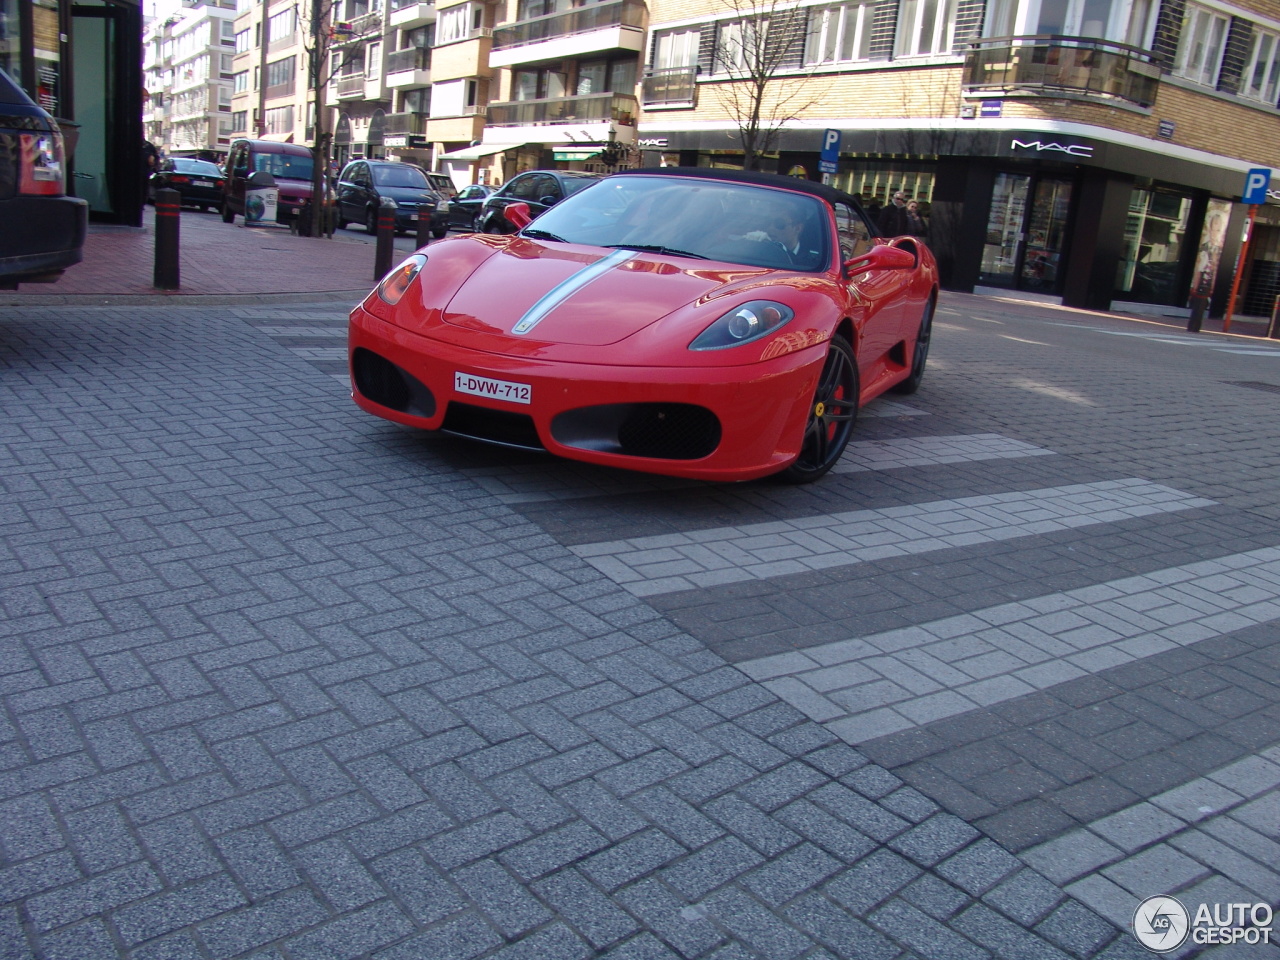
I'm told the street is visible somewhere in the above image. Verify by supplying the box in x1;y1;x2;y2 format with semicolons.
2;290;1279;958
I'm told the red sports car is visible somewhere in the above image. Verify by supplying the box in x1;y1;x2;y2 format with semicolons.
348;167;938;483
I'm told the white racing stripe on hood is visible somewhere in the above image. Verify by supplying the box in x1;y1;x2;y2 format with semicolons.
511;248;638;335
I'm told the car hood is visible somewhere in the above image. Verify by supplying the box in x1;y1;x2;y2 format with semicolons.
440;238;771;347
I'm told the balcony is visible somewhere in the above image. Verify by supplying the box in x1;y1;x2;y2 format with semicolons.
386;46;431;87
640;66;696;108
963;35;1160;109
489;0;645;68
389;0;434;29
486;91;636;142
336;73;367;98
385;111;426;134
349;10;383;35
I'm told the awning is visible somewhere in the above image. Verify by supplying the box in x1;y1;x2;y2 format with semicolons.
552;147;600;161
259;132;294;142
439;142;521;162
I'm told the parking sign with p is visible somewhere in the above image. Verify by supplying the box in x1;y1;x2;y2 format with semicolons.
1243;168;1271;205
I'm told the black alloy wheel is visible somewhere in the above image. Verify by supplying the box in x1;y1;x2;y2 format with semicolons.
780;335;859;483
890;296;934;395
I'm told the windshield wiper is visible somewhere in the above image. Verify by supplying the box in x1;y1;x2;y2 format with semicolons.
605;243;708;260
522;228;567;242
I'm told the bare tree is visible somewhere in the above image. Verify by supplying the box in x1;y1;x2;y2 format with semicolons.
712;0;822;170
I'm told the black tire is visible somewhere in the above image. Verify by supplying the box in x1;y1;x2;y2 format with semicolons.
890;296;934;395
221;202;234;223
366;208;378;234
431;222;448;239
779;335;859;484
198;204;208;213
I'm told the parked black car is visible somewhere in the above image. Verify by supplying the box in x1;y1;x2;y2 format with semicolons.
149;157;225;211
0;70;87;289
438;184;495;230
335;160;450;237
475;170;602;234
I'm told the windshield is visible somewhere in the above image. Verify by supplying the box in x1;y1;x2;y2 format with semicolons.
253;153;314;181
174;159;222;176
526;175;830;271
373;164;429;188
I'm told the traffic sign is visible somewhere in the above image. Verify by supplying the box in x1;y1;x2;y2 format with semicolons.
820;128;841;174
1243;168;1271;205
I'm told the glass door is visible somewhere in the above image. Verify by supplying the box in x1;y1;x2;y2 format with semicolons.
1021;177;1073;293
979;172;1030;287
979;172;1075;294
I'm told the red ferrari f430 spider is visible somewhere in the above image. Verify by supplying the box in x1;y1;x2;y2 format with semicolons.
348;167;938;483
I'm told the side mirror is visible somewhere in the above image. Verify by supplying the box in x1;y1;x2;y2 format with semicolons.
843;243;917;275
504;201;533;229
538;194;559;207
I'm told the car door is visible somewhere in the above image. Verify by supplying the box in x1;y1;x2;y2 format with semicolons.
835;200;908;390
226;143;248;212
336;162;360;221
525;174;561;218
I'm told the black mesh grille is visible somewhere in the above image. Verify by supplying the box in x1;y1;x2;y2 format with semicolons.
352;348;435;418
442;402;544;451
617;404;721;460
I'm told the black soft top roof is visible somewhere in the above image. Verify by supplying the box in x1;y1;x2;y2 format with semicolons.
609;166;863;210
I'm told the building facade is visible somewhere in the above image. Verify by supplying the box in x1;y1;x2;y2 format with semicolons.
144;0;237;157
635;0;1280;316
2;0;144;222
229;0;313;148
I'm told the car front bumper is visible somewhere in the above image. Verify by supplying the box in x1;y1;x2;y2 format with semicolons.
348;302;825;482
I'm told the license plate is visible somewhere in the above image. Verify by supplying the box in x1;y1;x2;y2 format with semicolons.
454;372;531;405
194;180;213;187
408;214;417;221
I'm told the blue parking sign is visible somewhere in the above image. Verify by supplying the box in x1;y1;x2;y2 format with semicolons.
1243;168;1271;205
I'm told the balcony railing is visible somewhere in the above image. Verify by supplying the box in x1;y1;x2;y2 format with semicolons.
641;66;696;106
492;0;645;50
349;10;382;35
385;111;426;134
487;91;637;126
391;0;425;9
963;35;1160;108
387;46;431;73
336;74;367;96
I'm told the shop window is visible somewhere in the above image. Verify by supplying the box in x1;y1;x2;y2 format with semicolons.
805;3;873;64
1174;3;1228;86
895;0;956;57
1115;186;1193;305
1242;28;1280;103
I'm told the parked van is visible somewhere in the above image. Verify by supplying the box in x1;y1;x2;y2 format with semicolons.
221;139;314;225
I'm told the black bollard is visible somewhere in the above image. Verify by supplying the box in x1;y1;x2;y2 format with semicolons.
416;203;432;249
1187;295;1207;333
153;187;181;290
374;197;397;281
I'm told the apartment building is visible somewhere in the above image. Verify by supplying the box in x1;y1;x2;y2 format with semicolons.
144;0;238;156
228;0;313;147
636;0;1280;316
450;0;646;182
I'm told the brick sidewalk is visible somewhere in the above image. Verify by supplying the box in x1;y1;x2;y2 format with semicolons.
10;207;387;298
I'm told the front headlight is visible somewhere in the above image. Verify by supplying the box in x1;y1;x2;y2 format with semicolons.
689;300;795;351
377;254;427;305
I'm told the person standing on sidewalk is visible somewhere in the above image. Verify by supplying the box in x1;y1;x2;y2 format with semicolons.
878;190;910;237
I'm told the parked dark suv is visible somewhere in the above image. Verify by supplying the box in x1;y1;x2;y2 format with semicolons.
0;71;87;288
335;160;451;237
475;170;601;234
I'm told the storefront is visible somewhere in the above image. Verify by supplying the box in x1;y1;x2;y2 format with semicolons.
1;0;143;224
638;121;1272;317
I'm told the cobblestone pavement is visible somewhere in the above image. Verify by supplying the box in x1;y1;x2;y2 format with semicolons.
1;290;1279;959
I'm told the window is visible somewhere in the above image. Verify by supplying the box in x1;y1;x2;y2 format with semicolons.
265;55;295;89
895;0;956;57
220;53;235;75
1174;3;1228;85
267;8;295;43
575;58;636;95
218;86;232;108
221;20;236;41
233;70;248;92
805;3;872;64
404;25;432;48
653;28;699;70
513;67;565;100
232;109;248;131
834;203;874;261
263;104;293;133
437;3;482;44
716;18;767;75
1032;0;1155;43
1242;28;1280;103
